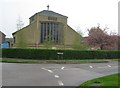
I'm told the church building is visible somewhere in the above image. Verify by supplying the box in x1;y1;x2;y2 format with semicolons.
12;7;81;48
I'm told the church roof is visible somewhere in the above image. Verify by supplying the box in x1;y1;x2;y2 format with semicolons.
39;10;67;18
30;10;68;19
13;10;68;35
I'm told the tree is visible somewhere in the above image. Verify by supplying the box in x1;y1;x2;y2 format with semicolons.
16;16;24;30
106;34;120;50
86;26;112;50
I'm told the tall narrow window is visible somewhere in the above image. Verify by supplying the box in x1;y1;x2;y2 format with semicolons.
40;22;63;44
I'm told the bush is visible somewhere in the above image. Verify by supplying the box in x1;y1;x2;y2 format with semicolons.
2;48;119;60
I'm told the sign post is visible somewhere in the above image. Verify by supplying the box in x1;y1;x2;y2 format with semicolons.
57;52;63;60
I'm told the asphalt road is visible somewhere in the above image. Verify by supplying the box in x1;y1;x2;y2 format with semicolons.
1;62;119;87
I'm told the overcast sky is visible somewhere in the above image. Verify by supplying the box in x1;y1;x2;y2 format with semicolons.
0;0;119;38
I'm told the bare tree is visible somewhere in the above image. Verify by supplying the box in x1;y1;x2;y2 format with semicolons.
16;16;24;30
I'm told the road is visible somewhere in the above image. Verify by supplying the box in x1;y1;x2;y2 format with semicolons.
1;62;119;87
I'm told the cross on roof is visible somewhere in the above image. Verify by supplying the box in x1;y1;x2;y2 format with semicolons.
47;5;49;10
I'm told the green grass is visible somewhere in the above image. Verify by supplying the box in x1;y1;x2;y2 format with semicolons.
0;58;112;64
79;73;119;87
0;59;38;63
112;59;120;62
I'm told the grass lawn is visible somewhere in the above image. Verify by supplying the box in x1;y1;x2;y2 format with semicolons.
0;59;38;63
79;73;119;87
0;58;113;63
112;59;120;62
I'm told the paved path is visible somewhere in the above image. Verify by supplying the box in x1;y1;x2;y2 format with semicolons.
1;62;119;86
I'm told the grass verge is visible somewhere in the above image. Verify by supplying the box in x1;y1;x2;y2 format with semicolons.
0;58;118;64
78;73;119;87
0;59;38;63
112;59;120;62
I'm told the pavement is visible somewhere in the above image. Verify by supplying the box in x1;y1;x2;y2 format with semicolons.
1;61;119;87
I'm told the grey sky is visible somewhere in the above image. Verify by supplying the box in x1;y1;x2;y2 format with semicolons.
0;0;119;38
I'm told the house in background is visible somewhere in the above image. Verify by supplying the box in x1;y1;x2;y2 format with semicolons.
12;9;81;48
0;31;9;48
6;38;14;47
0;31;6;44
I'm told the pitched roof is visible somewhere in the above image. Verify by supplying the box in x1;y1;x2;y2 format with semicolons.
13;10;68;35
30;10;68;18
0;31;6;36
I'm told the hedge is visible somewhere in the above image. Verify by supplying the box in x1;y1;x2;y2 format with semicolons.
2;48;120;60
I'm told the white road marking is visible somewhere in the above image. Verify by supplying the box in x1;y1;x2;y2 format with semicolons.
41;68;48;71
54;75;59;78
89;66;93;68
48;70;53;73
61;67;65;70
60;68;80;71
58;80;64;86
41;68;53;73
108;65;111;67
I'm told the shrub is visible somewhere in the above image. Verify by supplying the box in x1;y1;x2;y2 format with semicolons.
2;48;119;60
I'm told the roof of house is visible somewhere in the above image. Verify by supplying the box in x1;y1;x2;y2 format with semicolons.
0;31;6;36
30;10;68;19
